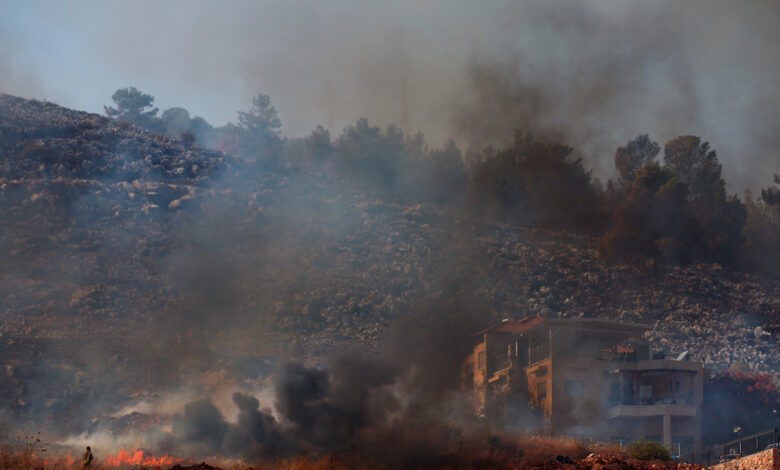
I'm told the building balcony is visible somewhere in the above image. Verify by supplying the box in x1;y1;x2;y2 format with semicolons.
606;403;697;419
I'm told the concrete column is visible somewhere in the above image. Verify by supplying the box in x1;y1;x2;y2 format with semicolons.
663;413;672;449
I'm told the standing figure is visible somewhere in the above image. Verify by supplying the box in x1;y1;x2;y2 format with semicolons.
83;446;93;468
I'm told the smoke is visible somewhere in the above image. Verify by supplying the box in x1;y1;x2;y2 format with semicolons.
451;0;780;192
51;299;491;463
2;0;779;190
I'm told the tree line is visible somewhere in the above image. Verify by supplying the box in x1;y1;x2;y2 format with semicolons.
104;87;780;274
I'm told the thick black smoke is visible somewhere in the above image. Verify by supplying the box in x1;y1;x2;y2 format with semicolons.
152;301;486;461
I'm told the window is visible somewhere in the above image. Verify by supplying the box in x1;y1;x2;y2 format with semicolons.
477;351;486;370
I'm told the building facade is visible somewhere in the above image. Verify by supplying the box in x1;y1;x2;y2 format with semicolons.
463;317;704;456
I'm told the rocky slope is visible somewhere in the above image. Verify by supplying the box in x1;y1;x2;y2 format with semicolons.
0;94;778;432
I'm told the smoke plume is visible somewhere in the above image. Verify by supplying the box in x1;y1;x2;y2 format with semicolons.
2;0;779;190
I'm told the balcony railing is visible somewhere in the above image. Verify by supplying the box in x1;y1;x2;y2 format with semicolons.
607;394;695;408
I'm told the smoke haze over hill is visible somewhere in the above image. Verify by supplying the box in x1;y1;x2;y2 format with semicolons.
2;0;779;191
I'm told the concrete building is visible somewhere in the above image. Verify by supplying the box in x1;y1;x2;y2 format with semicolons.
463;316;705;456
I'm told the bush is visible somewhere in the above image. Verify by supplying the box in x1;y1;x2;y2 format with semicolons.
627;440;670;461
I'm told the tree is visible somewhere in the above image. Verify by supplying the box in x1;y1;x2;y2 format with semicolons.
742;190;780;275
614;134;660;183
663;136;745;263
334;118;406;189
424;139;467;203
306;126;332;160
599;163;689;260
663;135;725;209
160;107;191;135
237;93;283;163
160;108;215;145
468;132;603;231
601;136;747;265
104;87;159;129
514;133;601;230
761;174;780;206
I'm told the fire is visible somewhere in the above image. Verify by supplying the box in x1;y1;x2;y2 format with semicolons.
43;452;76;468
103;448;176;467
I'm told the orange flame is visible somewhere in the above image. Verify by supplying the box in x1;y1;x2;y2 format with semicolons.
39;452;76;468
103;448;176;467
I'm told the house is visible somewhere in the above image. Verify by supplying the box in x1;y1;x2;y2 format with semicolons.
463;316;704;456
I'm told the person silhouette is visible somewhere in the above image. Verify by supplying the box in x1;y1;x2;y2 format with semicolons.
83;446;93;468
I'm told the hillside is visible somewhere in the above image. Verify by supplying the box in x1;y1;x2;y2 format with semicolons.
0;94;778;435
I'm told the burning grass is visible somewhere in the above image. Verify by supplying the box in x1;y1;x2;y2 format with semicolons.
0;443;176;470
0;434;705;469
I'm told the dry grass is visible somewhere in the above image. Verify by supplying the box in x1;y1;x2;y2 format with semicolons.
0;441;99;470
246;434;591;470
0;434;649;469
516;435;590;464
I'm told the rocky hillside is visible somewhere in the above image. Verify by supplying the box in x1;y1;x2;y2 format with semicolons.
0;94;778;431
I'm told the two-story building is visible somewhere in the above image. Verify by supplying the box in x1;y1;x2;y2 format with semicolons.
463;316;704;456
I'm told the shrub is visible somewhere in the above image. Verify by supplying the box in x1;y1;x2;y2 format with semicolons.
627;440;670;461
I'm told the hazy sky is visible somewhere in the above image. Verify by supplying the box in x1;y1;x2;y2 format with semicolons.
1;0;778;190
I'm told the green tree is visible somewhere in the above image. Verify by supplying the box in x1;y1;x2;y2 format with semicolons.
104;86;159;129
237;93;283;162
615;134;659;183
